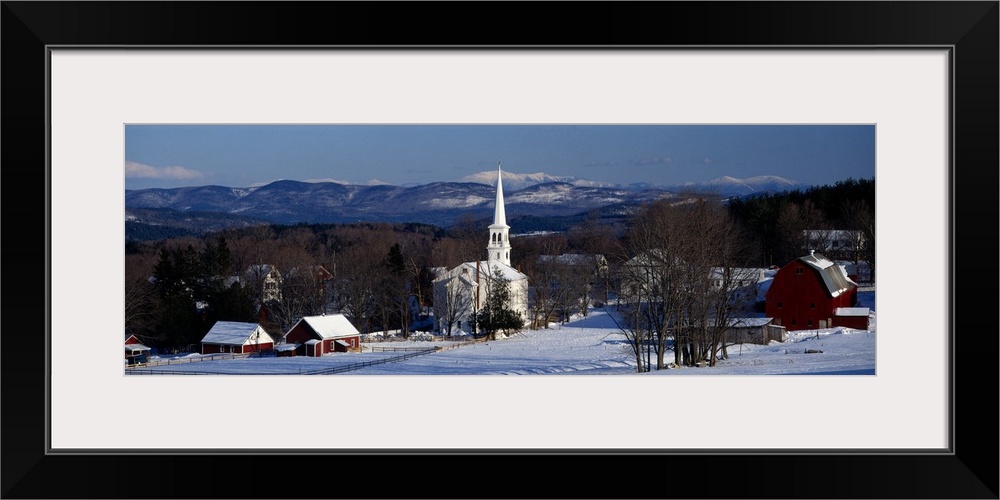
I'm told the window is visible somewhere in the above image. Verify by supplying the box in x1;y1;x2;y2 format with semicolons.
777;302;783;309
792;319;797;326
807;319;813;326
810;303;815;309
795;268;804;275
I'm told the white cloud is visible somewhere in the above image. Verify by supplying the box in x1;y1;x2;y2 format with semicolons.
125;161;204;180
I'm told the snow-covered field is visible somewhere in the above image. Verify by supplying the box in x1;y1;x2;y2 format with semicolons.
129;291;875;376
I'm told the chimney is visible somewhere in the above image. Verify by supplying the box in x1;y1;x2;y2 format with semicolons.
810;249;815;256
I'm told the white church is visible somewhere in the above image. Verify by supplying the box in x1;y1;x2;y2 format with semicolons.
432;165;529;335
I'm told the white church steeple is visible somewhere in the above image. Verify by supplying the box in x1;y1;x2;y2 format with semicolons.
487;161;511;267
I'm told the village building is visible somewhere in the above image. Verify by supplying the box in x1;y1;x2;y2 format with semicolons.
283;314;362;356
433;164;529;335
765;251;860;331
200;321;275;355
243;264;283;303
725;317;788;345
124;333;152;366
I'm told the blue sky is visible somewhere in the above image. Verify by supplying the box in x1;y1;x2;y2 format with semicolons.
124;124;875;190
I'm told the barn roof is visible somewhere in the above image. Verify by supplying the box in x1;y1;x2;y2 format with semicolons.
201;321;273;346
799;252;857;298
297;314;360;339
275;343;299;352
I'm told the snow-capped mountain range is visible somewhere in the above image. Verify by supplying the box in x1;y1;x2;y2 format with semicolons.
124;172;805;235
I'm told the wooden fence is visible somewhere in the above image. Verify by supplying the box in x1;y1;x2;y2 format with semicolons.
125;348;440;375
125;352;246;369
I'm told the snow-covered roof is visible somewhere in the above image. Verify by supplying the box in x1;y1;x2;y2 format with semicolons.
298;314;360;339
799;252;857;298
275;343;300;352
433;260;528;284
304;339;321;345
537;254;605;267
125;343;151;352
727;317;774;328
201;321;274;346
835;307;871;317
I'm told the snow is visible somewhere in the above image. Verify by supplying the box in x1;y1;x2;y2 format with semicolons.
131;291;876;376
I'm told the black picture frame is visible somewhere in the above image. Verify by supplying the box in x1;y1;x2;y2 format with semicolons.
3;2;997;498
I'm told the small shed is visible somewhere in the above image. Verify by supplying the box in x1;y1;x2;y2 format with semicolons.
201;321;275;355
275;343;300;357
833;307;871;330
124;334;152;365
726;318;787;345
303;339;322;357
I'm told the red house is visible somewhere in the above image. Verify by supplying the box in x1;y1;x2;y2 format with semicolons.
284;314;361;357
765;251;858;331
200;321;275;355
125;333;152;366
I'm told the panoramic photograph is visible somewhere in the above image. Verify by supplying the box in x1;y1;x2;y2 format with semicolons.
123;124;876;375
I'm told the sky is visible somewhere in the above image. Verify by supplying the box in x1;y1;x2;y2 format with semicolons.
130;291;876;376
124;124;876;190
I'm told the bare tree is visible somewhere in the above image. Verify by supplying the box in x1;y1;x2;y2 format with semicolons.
124;252;160;339
434;276;473;335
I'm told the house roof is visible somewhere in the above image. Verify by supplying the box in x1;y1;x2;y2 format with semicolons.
835;307;871;317
798;252;857;298
537;254;605;266
297;314;360;339
727;317;774;328
275;343;300;352
125;343;152;352
201;321;274;346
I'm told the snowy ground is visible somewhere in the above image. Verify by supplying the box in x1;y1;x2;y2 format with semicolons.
130;291;875;376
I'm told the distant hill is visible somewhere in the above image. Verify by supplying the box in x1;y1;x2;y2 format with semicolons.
123;174;807;239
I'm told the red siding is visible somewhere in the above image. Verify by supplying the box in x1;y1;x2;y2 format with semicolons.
202;344;222;355
240;342;274;354
285;323;319;344
833;315;869;330
766;261;855;331
125;335;142;345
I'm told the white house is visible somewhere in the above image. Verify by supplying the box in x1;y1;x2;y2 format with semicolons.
433;164;529;335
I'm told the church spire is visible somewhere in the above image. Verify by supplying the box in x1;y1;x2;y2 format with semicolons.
487;160;512;267
493;161;507;227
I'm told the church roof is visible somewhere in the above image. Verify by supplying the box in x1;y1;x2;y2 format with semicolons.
433;260;527;283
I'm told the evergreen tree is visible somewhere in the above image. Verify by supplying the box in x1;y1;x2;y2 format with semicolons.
475;268;524;340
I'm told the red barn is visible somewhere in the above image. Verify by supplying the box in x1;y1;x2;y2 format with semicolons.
284;314;361;357
200;321;275;355
765;251;858;331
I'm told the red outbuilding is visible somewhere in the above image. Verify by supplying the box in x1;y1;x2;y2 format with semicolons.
284;314;361;357
765;251;858;331
200;321;275;355
834;307;871;330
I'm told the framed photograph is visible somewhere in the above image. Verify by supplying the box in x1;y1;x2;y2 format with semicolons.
4;2;996;498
